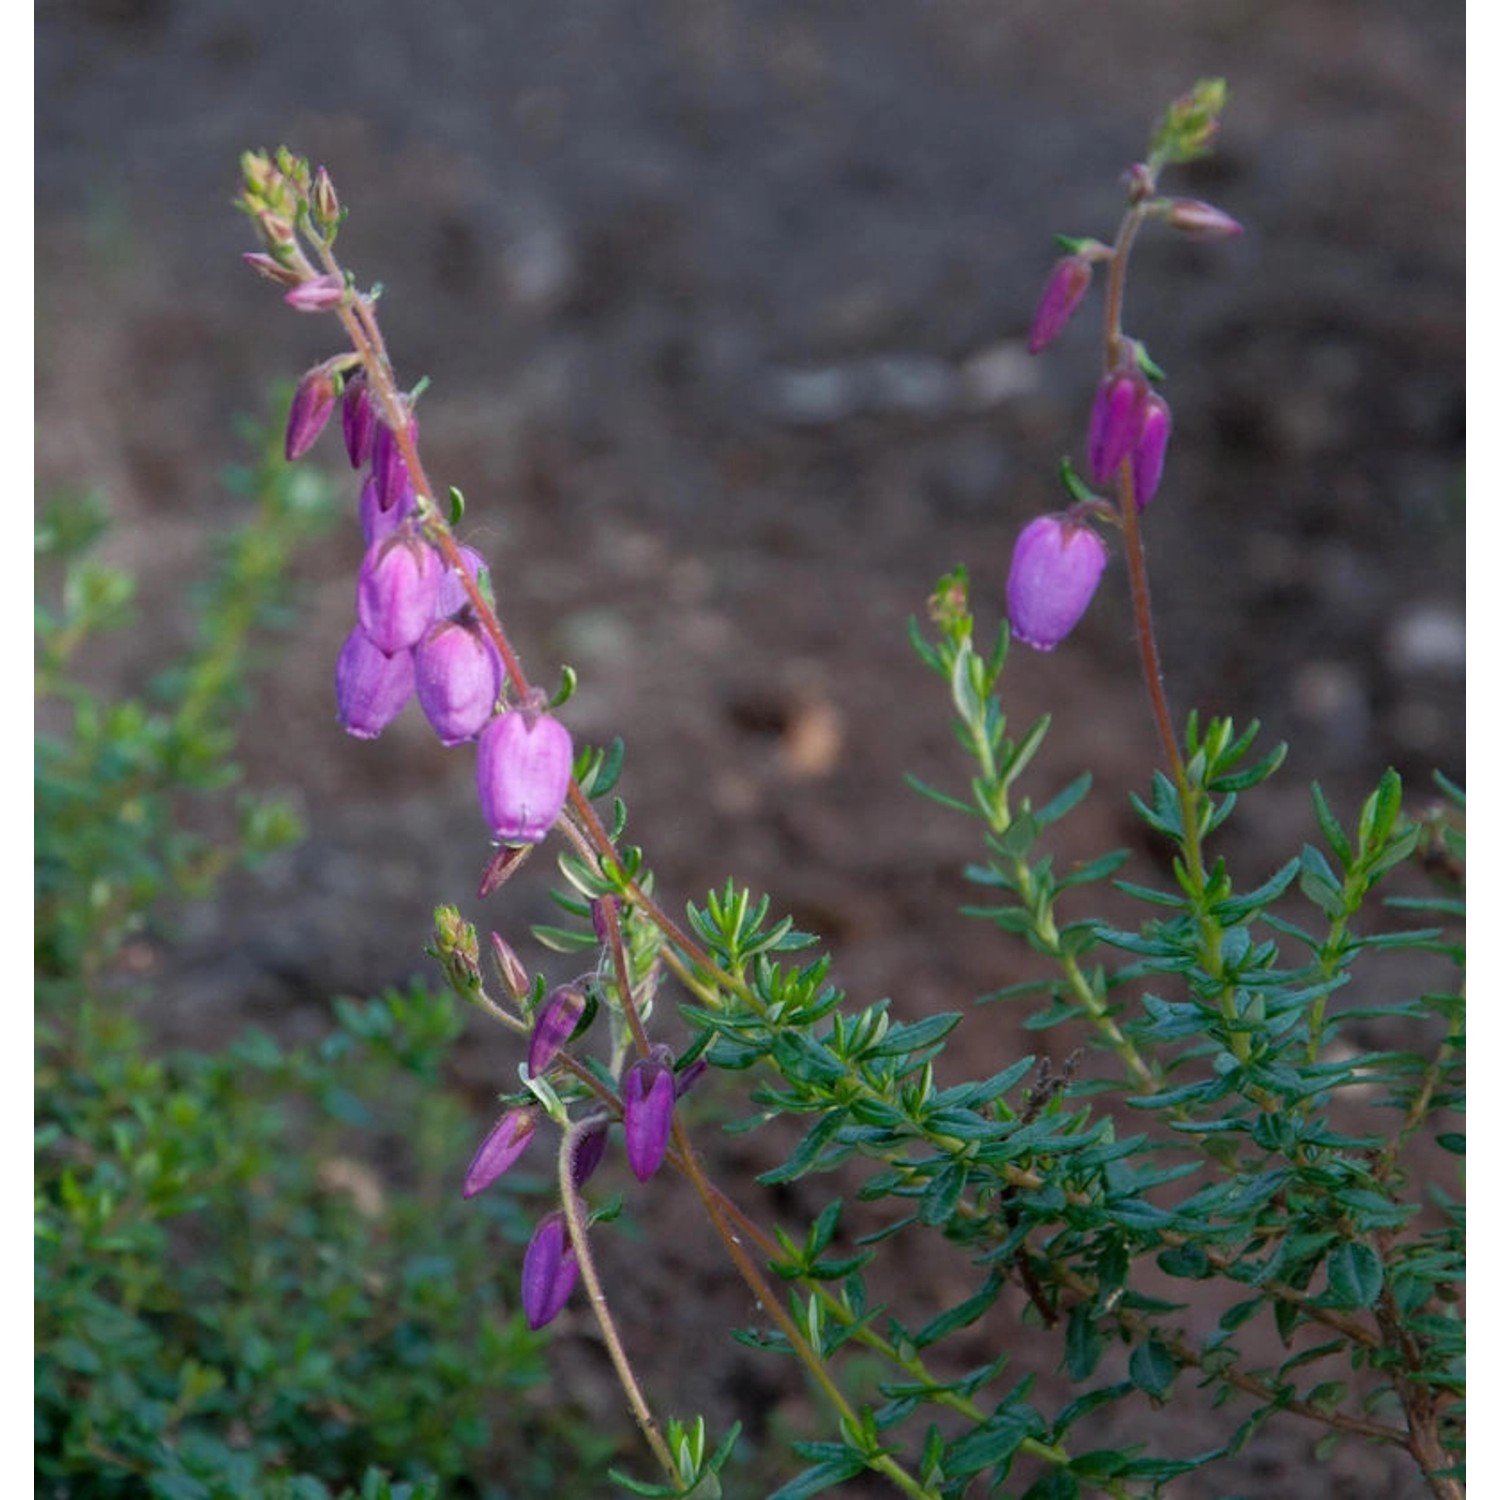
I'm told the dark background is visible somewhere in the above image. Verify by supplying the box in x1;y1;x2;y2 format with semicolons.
36;3;1463;1494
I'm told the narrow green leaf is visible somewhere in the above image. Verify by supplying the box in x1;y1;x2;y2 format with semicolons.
1324;1240;1384;1308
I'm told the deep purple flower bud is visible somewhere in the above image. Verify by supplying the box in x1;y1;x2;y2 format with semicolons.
335;626;415;739
461;1108;537;1199
522;1212;579;1330
283;273;347;312
1027;255;1093;355
1131;392;1172;509
357;532;443;654
570;1116;610;1189
372;413;419;512
674;1058;709;1099
342;369;376;468
1088;369;1149;486
285;368;338;461
623;1049;675;1183
1164;198;1244;239
414;615;502;746
359;474;416;545
436;546;491;618
475;708;574;844
1005;514;1108;653
527;985;587;1077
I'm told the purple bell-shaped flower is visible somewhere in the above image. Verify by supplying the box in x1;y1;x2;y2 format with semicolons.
521;1212;579;1330
476;706;573;844
1005;514;1108;653
623;1048;675;1183
461;1108;537;1199
356;531;442;654
335;626;415;739
414;614;502;746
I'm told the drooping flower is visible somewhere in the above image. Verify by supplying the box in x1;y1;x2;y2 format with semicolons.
1005;514;1108;652
1088;369;1148;486
283;274;347;313
570;1116;611;1189
359;473;417;545
521;1212;579;1330
285;367;338;461
1027;255;1093;355
1131;392;1172;509
623;1049;675;1183
461;1108;537;1199
414;614;503;746
475;707;574;844
356;531;442;653
436;546;492;618
526;985;587;1077
342;368;376;468
372;413;419;513
335;626;415;739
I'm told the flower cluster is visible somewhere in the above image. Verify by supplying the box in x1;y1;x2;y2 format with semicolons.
1007;179;1240;651
245;150;574;849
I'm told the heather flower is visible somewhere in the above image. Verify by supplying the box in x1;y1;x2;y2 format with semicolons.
623;1049;675;1183
359;474;416;545
527;985;587;1077
335;626;415;739
476;707;574;844
521;1212;579;1330
570;1116;611;1189
285;367;337;461
1088;369;1149;485
414;614;502;745
1164;197;1244;238
283;273;346;312
1006;514;1108;652
372;414;419;512
356;531;442;653
342;368;375;468
461;1108;537;1199
1027;255;1093;355
1132;392;1172;509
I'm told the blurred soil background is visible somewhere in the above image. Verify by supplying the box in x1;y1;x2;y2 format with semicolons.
36;2;1463;1495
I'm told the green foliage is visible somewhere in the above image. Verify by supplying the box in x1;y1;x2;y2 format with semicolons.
35;418;619;1497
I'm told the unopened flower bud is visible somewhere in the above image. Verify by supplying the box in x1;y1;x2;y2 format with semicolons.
335;627;415;739
342;368;375;468
283;273;347;313
527;985;587;1077
357;532;442;653
414;615;502;745
674;1058;709;1099
312;165;340;226
1088;369;1148;486
242;251;301;287
623;1048;675;1183
570;1116;611;1189
372;414;419;512
359;474;416;545
1006;514;1108;653
590;896;616;946
489;931;529;998
462;1108;537;1199
285;367;338;461
477;844;533;899
1163;197;1244;239
476;708;574;844
522;1212;579;1330
436;546;491;617
1027;255;1093;355
1131;392;1172;509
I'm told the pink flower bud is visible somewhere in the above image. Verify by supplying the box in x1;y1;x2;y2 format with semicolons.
312;165;340;226
342;369;375;468
1027;255;1093;355
521;1212;579;1330
461;1108;537;1199
283;273;347;313
1005;514;1108;652
623;1049;675;1183
527;985;587;1077
372;414;419;512
1131;392;1172;509
335;627;415;739
414;615;502;745
359;474;416;545
1088;370;1148;486
242;251;301;288
285;368;338;462
489;931;530;998
476;708;574;844
356;532;442;653
1164;198;1244;239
